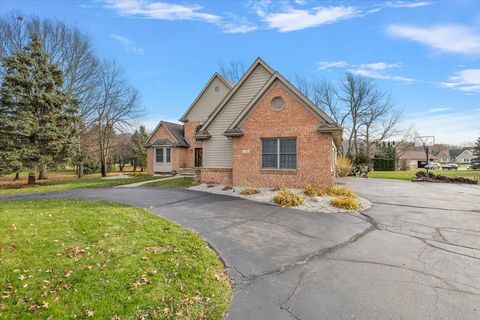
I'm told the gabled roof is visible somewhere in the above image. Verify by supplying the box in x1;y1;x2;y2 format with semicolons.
226;72;338;131
450;147;471;158
146;121;189;147
455;149;474;159
198;57;275;133
179;73;233;122
399;150;434;160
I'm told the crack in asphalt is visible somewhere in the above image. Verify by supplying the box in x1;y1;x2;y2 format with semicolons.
242;211;377;285
370;200;480;213
280;271;305;320
322;257;480;295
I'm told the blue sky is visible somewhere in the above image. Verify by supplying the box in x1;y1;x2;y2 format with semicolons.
2;0;479;144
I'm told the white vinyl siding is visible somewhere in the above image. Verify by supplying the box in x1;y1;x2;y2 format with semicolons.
185;77;231;122
204;65;272;168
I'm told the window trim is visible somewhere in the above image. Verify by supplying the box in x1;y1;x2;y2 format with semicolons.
155;147;164;163
261;137;297;170
166;148;171;163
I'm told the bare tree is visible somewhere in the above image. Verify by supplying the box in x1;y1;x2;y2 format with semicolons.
294;72;402;158
90;61;143;177
358;96;402;157
218;61;245;83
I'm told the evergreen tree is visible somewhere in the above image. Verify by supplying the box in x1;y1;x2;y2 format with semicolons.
130;125;148;171
471;136;480;169
0;33;77;184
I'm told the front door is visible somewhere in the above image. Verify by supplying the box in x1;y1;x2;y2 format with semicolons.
194;148;203;167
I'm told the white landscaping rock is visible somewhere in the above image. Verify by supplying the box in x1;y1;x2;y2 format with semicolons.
188;184;371;214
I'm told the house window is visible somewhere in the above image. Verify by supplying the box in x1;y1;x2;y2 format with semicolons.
166;148;171;163
155;148;164;163
262;138;297;169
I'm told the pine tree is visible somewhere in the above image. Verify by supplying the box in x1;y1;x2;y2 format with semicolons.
130;125;148;172
0;33;77;184
471;136;480;169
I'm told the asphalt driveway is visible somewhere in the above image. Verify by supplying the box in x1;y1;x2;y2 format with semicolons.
2;178;480;319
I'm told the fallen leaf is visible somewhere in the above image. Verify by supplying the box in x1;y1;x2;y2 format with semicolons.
10;224;17;231
86;310;94;317
42;301;49;309
10;243;16;250
28;304;40;313
19;275;26;281
54;296;60;302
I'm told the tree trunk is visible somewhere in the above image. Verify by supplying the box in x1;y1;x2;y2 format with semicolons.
77;162;84;178
38;168;47;180
119;163;124;172
101;160;107;177
28;172;36;185
14;172;20;180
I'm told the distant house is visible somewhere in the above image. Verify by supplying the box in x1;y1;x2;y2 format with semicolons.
449;148;474;163
434;149;450;163
146;57;343;188
397;150;437;169
455;149;474;163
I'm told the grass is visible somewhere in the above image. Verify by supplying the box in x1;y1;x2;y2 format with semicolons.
144;177;194;189
0;175;160;195
368;169;480;181
0;200;231;319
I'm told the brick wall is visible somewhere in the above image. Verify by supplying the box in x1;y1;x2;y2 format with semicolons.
201;168;233;185
183;121;204;168
232;82;335;189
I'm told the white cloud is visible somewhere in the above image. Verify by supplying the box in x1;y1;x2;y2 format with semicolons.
104;0;220;22
263;6;359;32
316;60;348;70
386;24;480;55
104;0;257;34
316;60;415;83
441;69;480;92
110;34;144;54
427;107;451;113
385;1;431;8
401;112;480;144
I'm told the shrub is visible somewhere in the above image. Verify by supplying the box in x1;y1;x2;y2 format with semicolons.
330;196;359;210
240;187;260;195
336;156;353;177
304;185;355;198
323;186;355;198
273;190;304;207
304;184;322;197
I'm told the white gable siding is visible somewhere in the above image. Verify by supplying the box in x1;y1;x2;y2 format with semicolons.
204;65;272;168
186;77;231;122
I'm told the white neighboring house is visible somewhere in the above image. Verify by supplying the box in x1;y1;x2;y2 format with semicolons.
455;149;474;163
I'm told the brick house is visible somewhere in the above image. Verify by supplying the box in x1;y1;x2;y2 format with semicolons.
146;58;342;188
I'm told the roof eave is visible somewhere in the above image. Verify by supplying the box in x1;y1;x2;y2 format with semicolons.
223;128;244;137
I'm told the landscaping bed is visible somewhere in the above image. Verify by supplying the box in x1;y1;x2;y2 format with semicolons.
188;184;371;213
0;200;231;319
413;171;478;184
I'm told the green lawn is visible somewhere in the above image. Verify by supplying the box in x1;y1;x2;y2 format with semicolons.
0;175;160;195
144;177;194;189
0;200;231;319
368;169;480;181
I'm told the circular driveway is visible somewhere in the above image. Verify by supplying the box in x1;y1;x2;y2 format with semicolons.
2;178;480;319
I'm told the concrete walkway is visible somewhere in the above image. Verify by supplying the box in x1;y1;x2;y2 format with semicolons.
2;179;480;319
114;174;179;187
